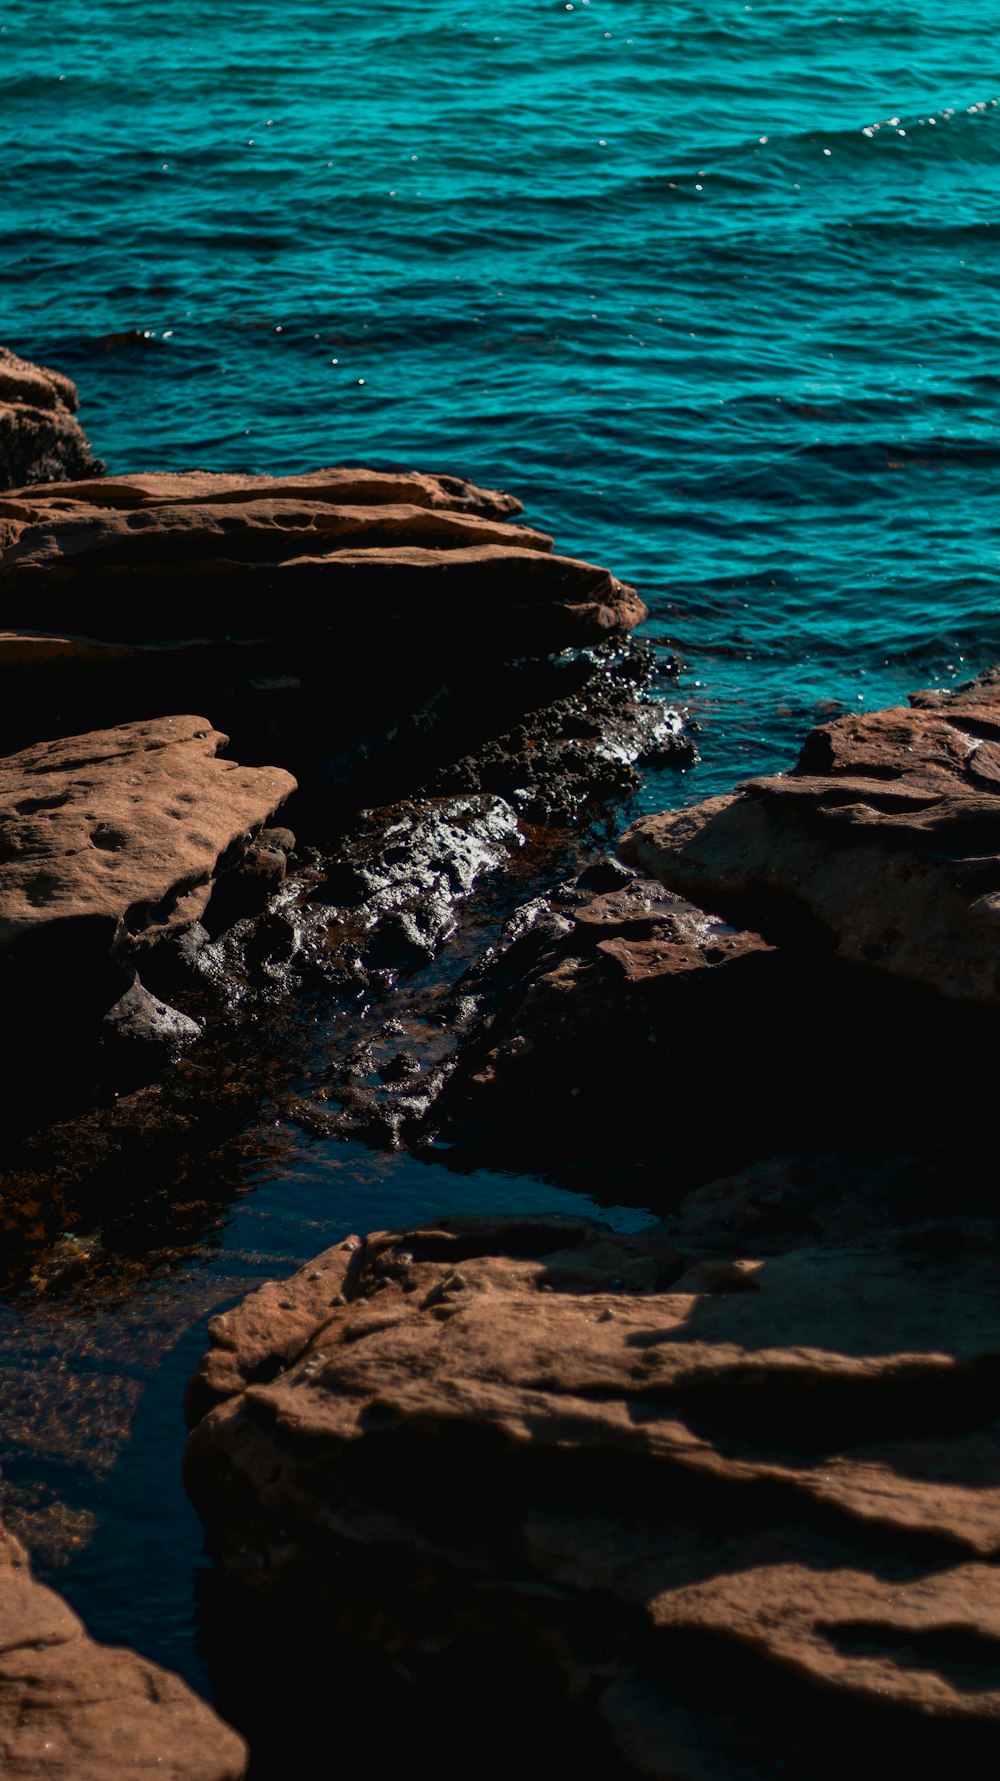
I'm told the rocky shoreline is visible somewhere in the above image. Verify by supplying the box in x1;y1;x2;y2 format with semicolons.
2;352;999;1777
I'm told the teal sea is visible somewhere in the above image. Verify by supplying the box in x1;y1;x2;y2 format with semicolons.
0;0;998;1733
3;0;999;796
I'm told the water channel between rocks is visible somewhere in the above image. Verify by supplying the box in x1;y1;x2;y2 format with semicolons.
0;784;671;1720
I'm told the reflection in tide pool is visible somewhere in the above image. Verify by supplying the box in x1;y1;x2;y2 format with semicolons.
5;1137;652;1687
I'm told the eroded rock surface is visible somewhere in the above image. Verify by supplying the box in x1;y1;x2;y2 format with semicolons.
0;468;639;650
186;1210;1000;1777
0;715;296;1119
0;347;103;489
0;1516;246;1779
0;469;677;812
620;678;1000;1003
0;715;295;958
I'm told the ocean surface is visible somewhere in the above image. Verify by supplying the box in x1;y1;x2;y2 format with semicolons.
1;0;998;1736
4;0;999;796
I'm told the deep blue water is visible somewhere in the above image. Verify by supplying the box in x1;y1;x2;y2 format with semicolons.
1;0;999;1728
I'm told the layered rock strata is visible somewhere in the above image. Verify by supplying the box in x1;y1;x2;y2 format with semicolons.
0;1515;246;1778
0;346;103;489
0;468;674;813
185;1210;1000;1777
620;676;1000;1003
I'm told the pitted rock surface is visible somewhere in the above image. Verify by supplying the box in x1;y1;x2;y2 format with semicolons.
0;715;295;956
0;347;102;489
0;1515;246;1779
620;679;1000;1003
185;1211;1000;1776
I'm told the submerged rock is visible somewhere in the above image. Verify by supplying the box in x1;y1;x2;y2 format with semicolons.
185;1209;1000;1777
0;346;103;489
0;1515;245;1778
620;677;1000;1003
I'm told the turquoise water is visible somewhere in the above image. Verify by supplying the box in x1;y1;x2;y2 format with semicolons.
2;0;999;1737
3;1;998;795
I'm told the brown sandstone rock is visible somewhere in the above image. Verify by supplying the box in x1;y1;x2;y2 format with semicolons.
0;715;295;959
0;497;552;581
0;470;630;651
0;470;653;788
619;681;1000;1003
0;346;103;489
1;463;524;516
0;1516;246;1778
0;715;297;1118
185;1212;1000;1774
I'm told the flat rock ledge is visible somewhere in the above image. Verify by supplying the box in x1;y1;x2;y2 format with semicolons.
0;466;659;797
620;674;1000;1003
0;1516;245;1779
0;467;642;647
0;346;103;489
0;715;295;1088
185;1209;1000;1777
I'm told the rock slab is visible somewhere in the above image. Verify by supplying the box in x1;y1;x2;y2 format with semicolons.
0;1516;246;1778
0;715;296;961
620;679;1000;1003
0;469;651;784
186;1210;1000;1775
0;470;641;650
0;346;103;489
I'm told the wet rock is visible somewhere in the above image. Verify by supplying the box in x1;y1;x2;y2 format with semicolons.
418;642;691;822
101;975;203;1057
185;1210;1000;1777
201;834;290;936
431;877;781;1187
0;1514;245;1778
0;471;659;801
0;345;103;489
620;679;1000;1003
325;792;523;966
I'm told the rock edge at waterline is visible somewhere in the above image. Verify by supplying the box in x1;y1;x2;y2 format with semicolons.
0;345;103;489
0;1515;246;1780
